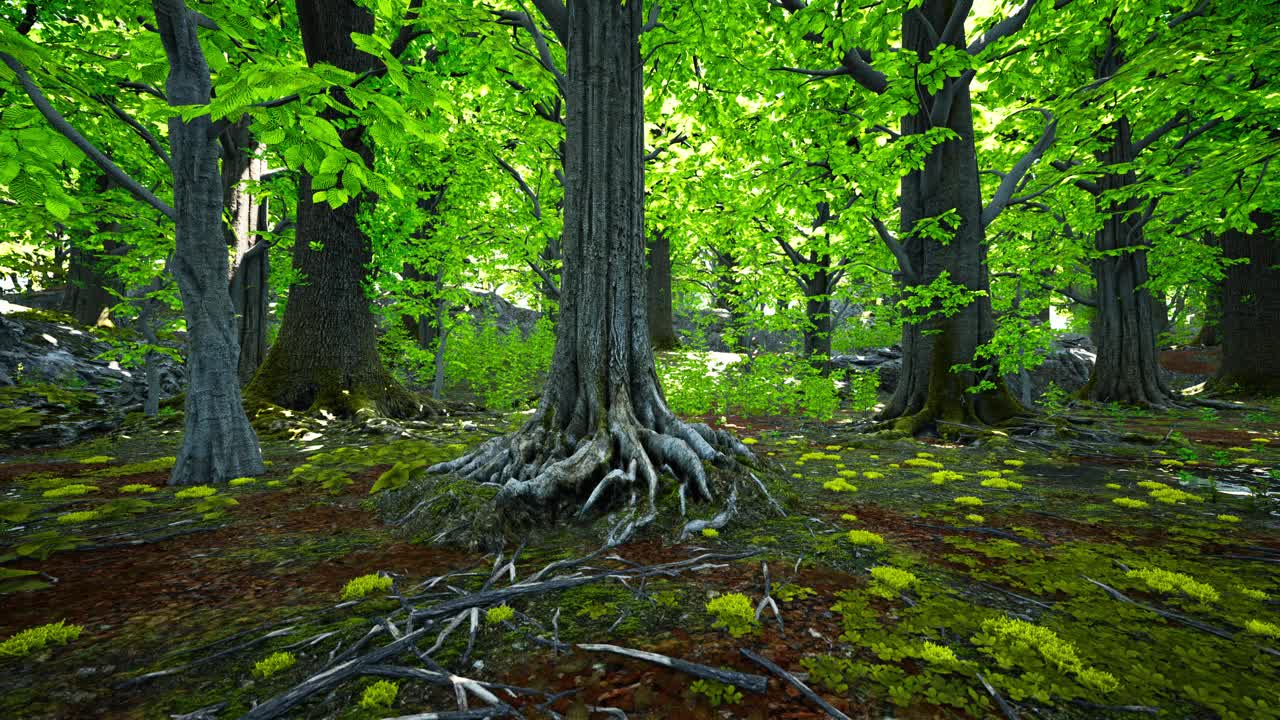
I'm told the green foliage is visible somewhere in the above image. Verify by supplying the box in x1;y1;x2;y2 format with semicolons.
341;573;392;601
174;486;217;500
41;484;97;498
0;621;82;657
485;605;514;625
359;680;399;710
252;651;296;679
371;460;428;494
846;529;886;546
0;567;51;594
973;617;1119;695
774;584;816;603
660;351;872;420
706;593;759;637
400;315;557;411
868;566;919;598
119;483;159;494
56;510;99;524
690;679;743;706
1125;567;1219;603
0;407;42;434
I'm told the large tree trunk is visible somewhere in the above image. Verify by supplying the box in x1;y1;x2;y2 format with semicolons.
1081;44;1176;408
1216;211;1280;394
646;228;677;350
153;0;265;485
880;0;1020;432
245;0;417;418
431;0;750;528
801;263;833;374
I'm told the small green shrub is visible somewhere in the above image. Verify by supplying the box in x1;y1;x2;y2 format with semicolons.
252;651;295;678
1125;567;1219;603
974;617;1118;693
846;529;886;546
706;593;759;637
229;477;257;487
119;483;158;493
359;680;399;710
690;678;743;706
56;511;100;524
1243;619;1280;638
868;566;918;598
0;620;82;657
775;584;816;603
701;527;720;538
485;605;514;625
174;485;217;499
1112;497;1149;509
953;496;983;507
42;484;98;498
341;573;392;600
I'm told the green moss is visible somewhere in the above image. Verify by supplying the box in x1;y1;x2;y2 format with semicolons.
485;605;514;625
56;510;100;524
706;593;759;637
359;680;398;710
175;486;217;499
252;651;295;678
846;529;886;546
341;573;392;600
0;621;82;657
42;484;98;498
1126;567;1219;603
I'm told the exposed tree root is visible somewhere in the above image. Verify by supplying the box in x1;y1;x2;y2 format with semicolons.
428;401;758;532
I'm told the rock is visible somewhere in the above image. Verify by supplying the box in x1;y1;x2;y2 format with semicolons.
1005;333;1097;403
830;347;901;392
34;349;79;381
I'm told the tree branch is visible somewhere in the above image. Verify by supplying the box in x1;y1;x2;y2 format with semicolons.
840;48;888;95
118;81;168;100
495;9;566;95
0;52;176;221
1133;111;1186;155
529;0;568;45
967;0;1038;56
16;3;37;35
494;154;542;220
983;111;1056;228
1172;117;1222;150
641;0;664;33
527;259;560;300
870;215;917;283
939;0;974;46
95;94;172;168
644;132;687;162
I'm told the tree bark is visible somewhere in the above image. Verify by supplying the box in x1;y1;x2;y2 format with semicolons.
223;118;271;384
153;0;265;485
801;263;833;374
1080;42;1176;408
1216;211;1280;394
245;0;417;418
431;0;750;526
646;228;677;350
880;0;1020;432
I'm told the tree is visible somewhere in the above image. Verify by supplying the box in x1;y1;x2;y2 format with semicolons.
244;0;422;418
1;0;265;484
1216;211;1280;394
431;0;751;526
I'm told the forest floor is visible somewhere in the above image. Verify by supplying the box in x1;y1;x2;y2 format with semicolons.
1;393;1278;720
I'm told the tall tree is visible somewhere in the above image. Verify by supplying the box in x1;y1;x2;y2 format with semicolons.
1;0;266;484
1216;211;1279;394
244;0;419;417
431;0;750;525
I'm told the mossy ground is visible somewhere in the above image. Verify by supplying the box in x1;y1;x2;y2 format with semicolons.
1;397;1277;719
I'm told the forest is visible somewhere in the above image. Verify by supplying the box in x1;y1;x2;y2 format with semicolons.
0;0;1278;718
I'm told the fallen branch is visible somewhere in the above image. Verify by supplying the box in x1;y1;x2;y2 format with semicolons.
117;625;297;688
977;671;1020;720
740;648;850;719
577;643;768;694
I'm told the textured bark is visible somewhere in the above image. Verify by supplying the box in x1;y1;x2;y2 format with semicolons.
880;0;1020;431
431;0;750;525
1081;45;1176;408
1216;212;1280;394
223;119;271;384
646;228;677;350
153;0;265;485
245;0;416;417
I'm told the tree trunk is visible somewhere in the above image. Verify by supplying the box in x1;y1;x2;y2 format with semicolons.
646;228;677;350
431;0;750;527
223;118;271;383
802;265;832;374
1194;234;1221;346
153;0;265;485
1216;211;1280;394
244;0;417;418
1081;43;1175;408
61;177;122;326
880;0;1020;432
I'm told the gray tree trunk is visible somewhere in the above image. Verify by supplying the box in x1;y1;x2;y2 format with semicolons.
223;118;271;384
153;0;265;485
430;0;750;525
881;0;1020;431
62;176;123;327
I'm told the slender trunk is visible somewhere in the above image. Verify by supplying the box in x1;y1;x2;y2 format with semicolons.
62;177;122;326
223;118;271;383
880;0;1019;431
153;0;264;485
1082;42;1174;407
802;263;833;374
245;0;416;417
1216;211;1280;394
1194;234;1221;346
646;228;677;350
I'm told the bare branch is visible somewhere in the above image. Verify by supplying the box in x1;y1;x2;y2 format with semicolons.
840;48;888;95
494;154;542;220
95;94;172;168
870;215;917;283
641;1;664;33
1133;111;1187;155
967;0;1038;56
527;259;560;300
644;132;687;162
983;111;1057;228
0;52;176;221
495;9;566;94
939;0;974;46
118;81;168;100
529;0;568;45
1172;117;1222;150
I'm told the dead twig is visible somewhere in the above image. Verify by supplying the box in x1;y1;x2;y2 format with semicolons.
577;643;768;693
740;648;850;719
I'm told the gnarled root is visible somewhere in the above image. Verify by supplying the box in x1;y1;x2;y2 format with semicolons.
427;403;759;533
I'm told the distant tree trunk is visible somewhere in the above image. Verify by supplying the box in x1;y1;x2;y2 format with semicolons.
880;0;1020;432
153;0;265;485
801;263;833;374
223;118;270;383
1194;234;1221;346
1216;211;1279;394
62;177;122;326
431;0;750;526
646;228;677;350
1080;41;1175;408
245;0;417;418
